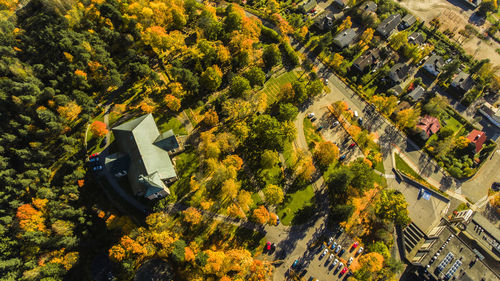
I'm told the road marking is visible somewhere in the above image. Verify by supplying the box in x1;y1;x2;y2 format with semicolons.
383;174;396;179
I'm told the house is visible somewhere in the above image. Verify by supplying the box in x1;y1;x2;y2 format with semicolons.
359;0;377;13
400;14;416;29
416;115;441;139
300;0;317;13
466;129;487;153
314;11;334;31
111;114;179;200
423;55;444;77
388;85;404;96
333;28;357;48
376;14;401;38
408;32;424;45
389;63;412;84
451;71;474;95
333;0;347;9
478;102;500;128
408;85;426;103
352;48;380;73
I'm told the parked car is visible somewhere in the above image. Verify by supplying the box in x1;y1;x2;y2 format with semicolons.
339;249;345;257
325;79;329;85
338;262;344;270
328;237;334;246
331;242;337;251
271;243;276;250
357;247;364;255
328;254;334;262
307;113;315;118
310;117;317;122
352;242;359;249
320;249;328;258
332;121;339;128
349;143;356;148
316;126;323;131
92;165;103;171
335;245;341;254
276;216;280;225
358;117;363;125
354;111;359;117
320;243;326;251
492;182;500;191
340;267;348;276
347;257;354;266
88;153;99;159
292;259;299;268
332;258;338;267
266;242;271;251
89;157;99;163
339;154;346;161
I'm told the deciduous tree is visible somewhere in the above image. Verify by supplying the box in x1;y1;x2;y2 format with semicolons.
253;205;270;224
314;141;339;168
262;184;284;205
90;121;108;137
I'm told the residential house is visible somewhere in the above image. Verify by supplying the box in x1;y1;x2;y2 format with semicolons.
111;114;179;200
466;129;487;153
423;55;444;77
300;0;317;13
416;115;441;139
376;14;401;38
389;63;413;84
352;48;380;73
400;14;416;29
333;28;357;49
388;85;404;96
359;1;377;13
314;11;334;31
408;32;425;45
451;71;474;95
408;85;426;103
333;0;347;9
478;102;500;128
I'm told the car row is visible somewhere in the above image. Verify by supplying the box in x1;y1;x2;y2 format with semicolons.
88;153;103;171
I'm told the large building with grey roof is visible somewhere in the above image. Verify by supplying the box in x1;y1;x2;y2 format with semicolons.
110;114;179;200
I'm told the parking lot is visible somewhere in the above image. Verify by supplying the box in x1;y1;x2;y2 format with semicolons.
285;227;365;281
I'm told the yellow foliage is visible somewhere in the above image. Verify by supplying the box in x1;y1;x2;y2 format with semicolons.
63;52;73;62
57;101;82;121
74;69;87;80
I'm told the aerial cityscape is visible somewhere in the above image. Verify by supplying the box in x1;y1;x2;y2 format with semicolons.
0;0;499;280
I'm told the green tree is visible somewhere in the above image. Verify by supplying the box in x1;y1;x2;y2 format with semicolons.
349;159;376;191
331;204;354;222
172;240;187;263
375;189;411;226
306;79;324;98
261;150;280;169
277;103;298;121
229;75;251;96
244;67;266;87
262;184;284;205
200;65;223;92
263;44;281;68
314;141;339;169
439;60;460;82
389;31;408;51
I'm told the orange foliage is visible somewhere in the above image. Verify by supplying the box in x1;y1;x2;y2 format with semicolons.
227;204;245;219
90;121;108;137
348;125;361;138
183;207;203;225
164;94;181;111
74;69;87;79
223;155;243;171
253;205;270;225
77;179;85;187
220;276;232;281
203;109;219;126
138;97;155;113
354;252;384;273
16;203;45;232
109;235;148;262
185;247;195;263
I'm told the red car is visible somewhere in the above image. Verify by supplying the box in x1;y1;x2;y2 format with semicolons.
89;153;99;159
266;242;271;251
340;267;348;276
352;242;359;249
349;143;356;148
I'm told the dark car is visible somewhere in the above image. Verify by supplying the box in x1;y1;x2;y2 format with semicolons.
492;182;500;191
339;154;346;161
292;259;299;268
338;248;345;257
311;117;317;122
316;126;323;131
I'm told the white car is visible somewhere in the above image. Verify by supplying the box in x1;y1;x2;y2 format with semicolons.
328;237;334;246
320;249;328;258
357;247;364;255
307;113;315;118
332;121;339;127
347;257;354;266
335;245;341;254
332;258;338;266
328;253;334;261
325;79;329;85
338;262;344;270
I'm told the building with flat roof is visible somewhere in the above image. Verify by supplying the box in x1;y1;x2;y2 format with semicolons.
109;114;179;200
403;217;500;281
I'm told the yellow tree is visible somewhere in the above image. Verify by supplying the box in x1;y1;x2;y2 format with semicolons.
164;94;181;111
203;109;219;127
237;190;253;213
221;179;240;200
314;141;340;168
337;16;352;32
183;207;203;226
253;205;270;225
138;97;155;113
57;101;82;121
358;28;374;47
262;184;284;205
331;53;344;69
395;108;420;129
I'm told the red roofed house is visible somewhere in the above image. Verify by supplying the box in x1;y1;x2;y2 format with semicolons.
466;130;487;153
416;115;441;139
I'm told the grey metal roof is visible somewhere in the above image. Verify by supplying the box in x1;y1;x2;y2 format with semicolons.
408;85;426;102
401;14;416;27
359;1;377;13
377;14;401;37
333;28;357;48
408;32;424;45
154;129;180;151
452;71;474;92
112;114;176;196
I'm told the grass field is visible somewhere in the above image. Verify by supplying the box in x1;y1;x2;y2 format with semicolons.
303;117;323;149
262;71;298;103
155;115;188;135
394;153;425;182
277;184;315;226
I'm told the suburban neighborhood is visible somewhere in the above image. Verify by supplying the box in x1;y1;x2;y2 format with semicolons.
1;0;499;280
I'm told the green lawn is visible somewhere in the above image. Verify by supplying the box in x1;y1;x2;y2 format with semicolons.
441;113;462;134
276;184;315;226
394;153;425;183
283;142;297;168
155;115;188;135
168;149;199;198
262;71;298;103
303;117;323;149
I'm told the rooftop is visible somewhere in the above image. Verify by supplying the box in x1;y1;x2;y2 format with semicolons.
408;85;426;103
401;13;416;28
377;13;401;37
333;28;357;48
352;48;380;72
423;55;444;76
452;71;475;93
416;115;441;138
359;0;377;13
408;32;425;45
389;62;412;83
466;129;487;153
